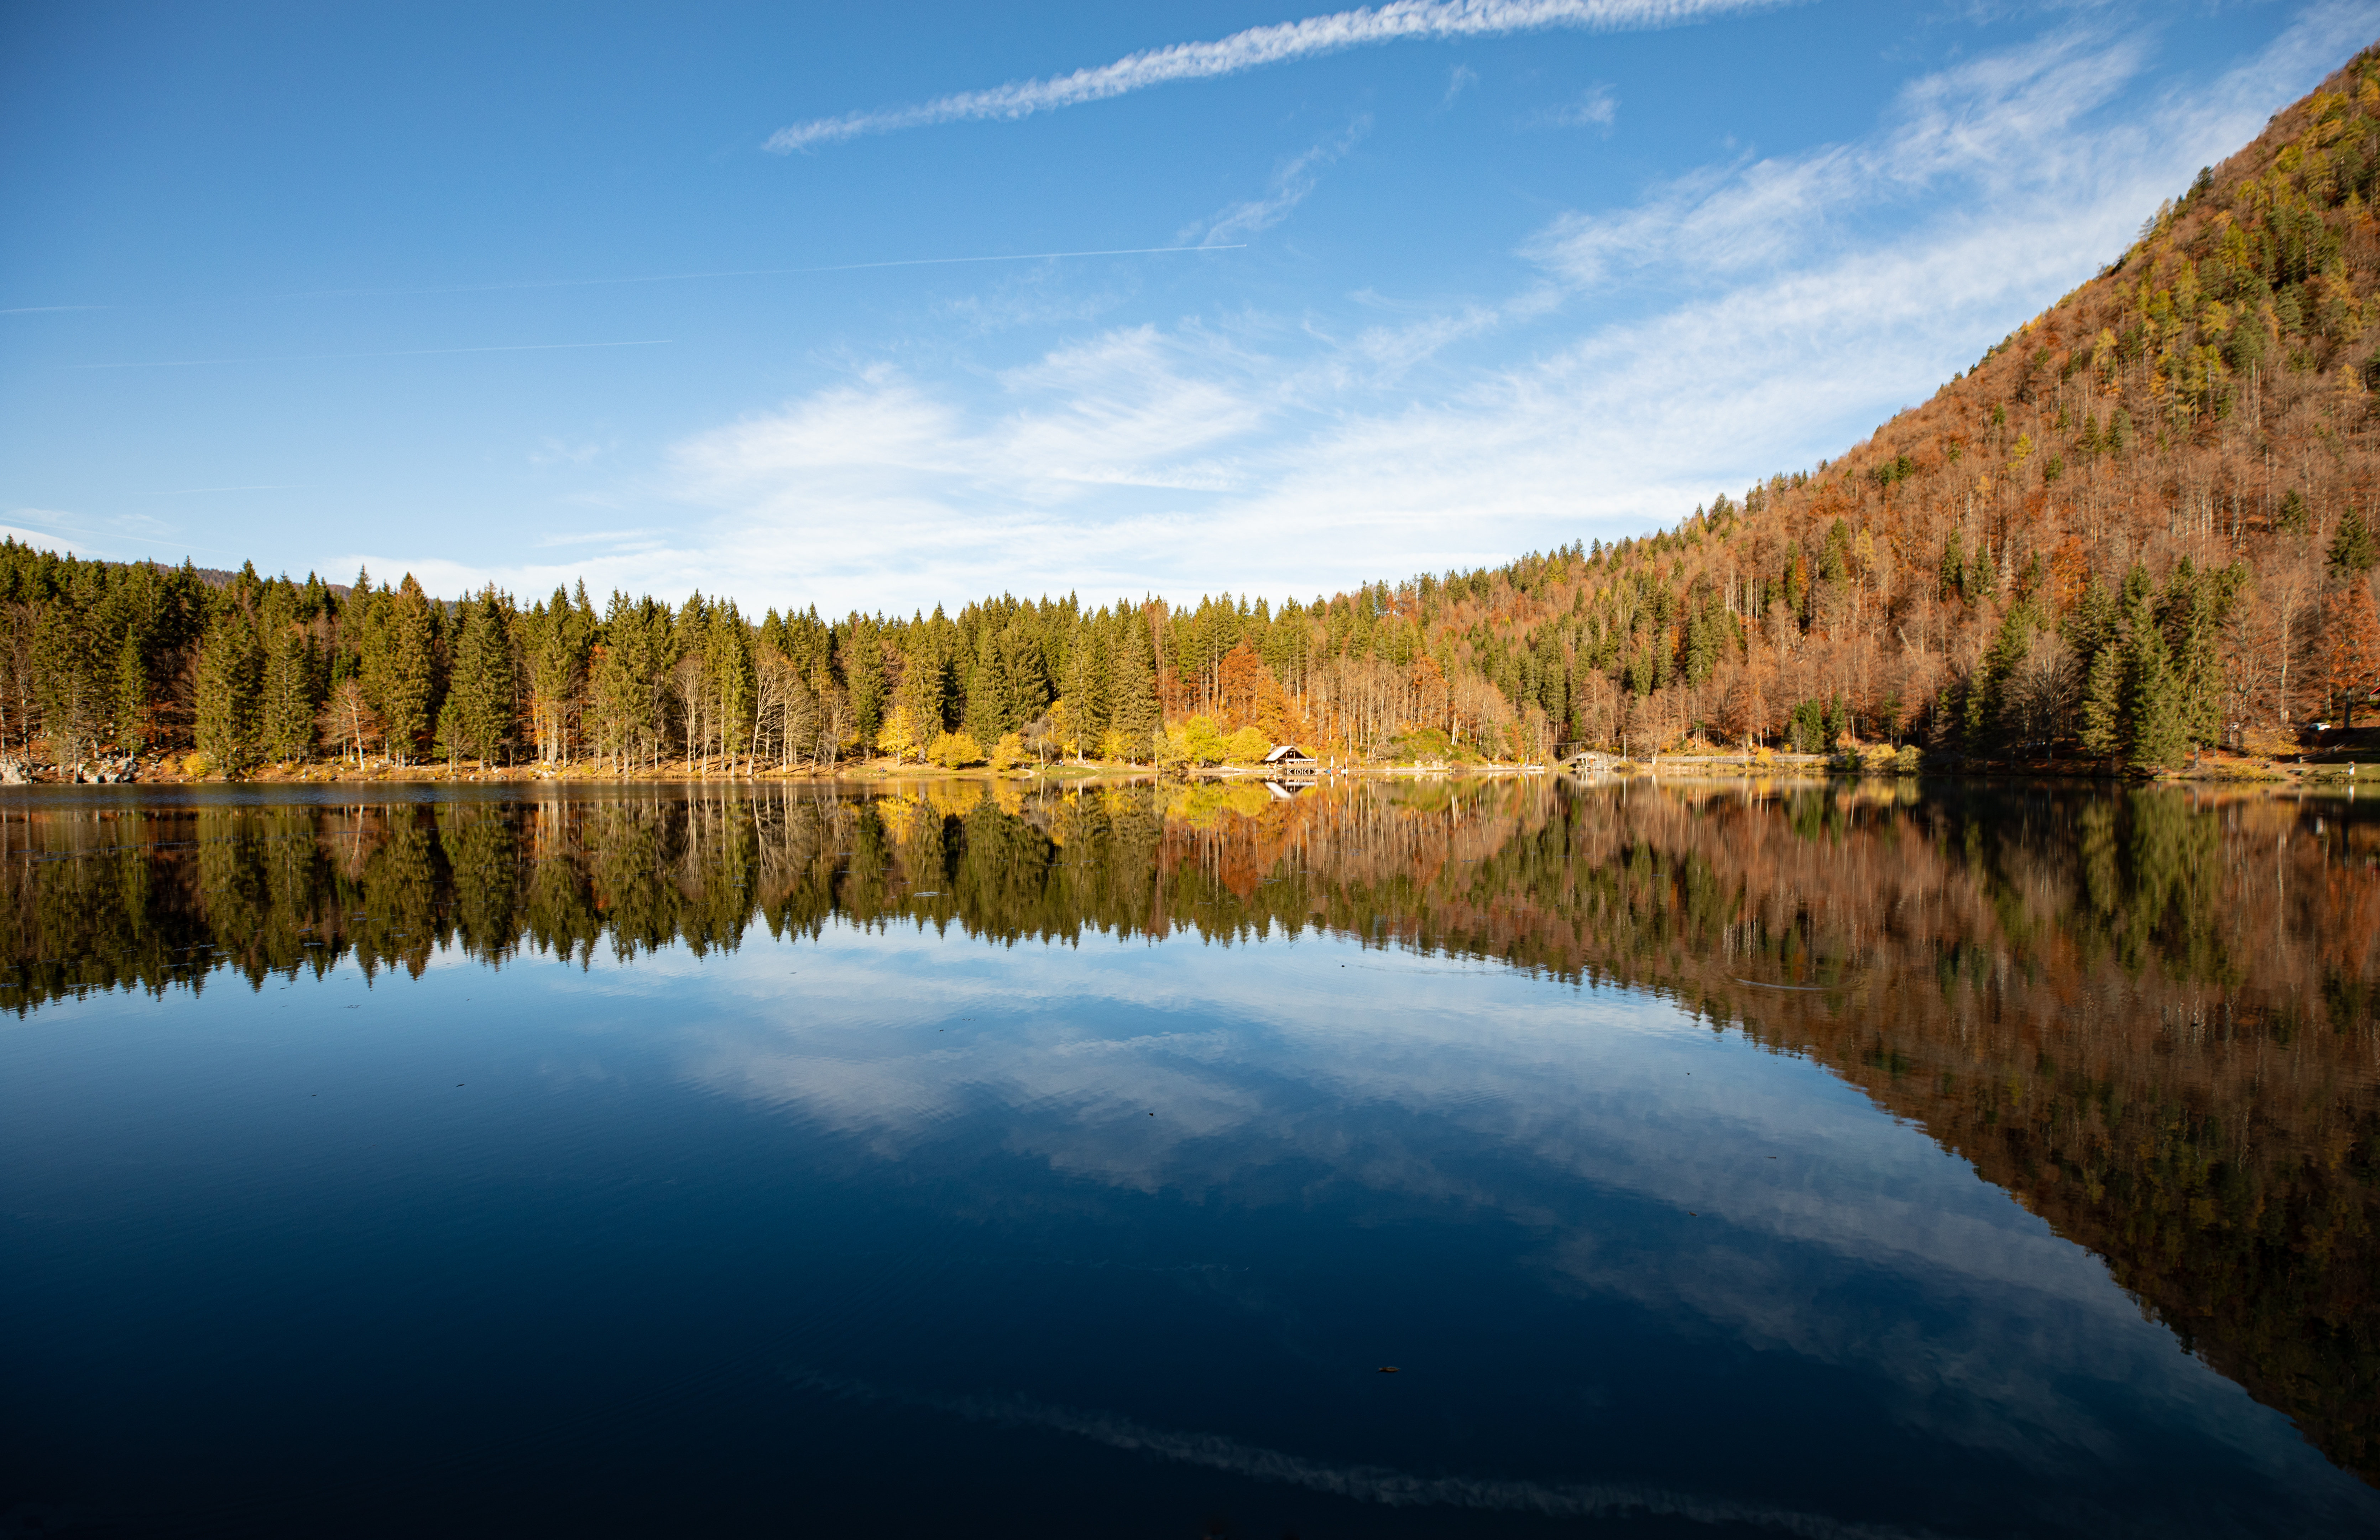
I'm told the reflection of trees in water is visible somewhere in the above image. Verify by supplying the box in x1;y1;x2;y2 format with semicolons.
1415;780;2380;1486
2;779;2376;1478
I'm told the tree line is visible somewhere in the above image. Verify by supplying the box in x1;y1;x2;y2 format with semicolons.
0;539;1573;775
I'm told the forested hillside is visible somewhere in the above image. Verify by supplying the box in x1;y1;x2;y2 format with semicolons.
11;47;2380;777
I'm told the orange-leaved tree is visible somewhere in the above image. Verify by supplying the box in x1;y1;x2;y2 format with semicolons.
2321;583;2380;727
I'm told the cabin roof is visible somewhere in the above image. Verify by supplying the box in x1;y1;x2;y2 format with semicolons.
1262;744;1314;762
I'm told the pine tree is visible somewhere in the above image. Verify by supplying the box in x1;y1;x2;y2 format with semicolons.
1060;624;1107;753
843;625;885;745
524;585;593;764
588;592;671;772
1967;601;2037;751
448;589;517;767
701;605;755;771
893;644;944;757
363;576;437;764
110;624;147;753
2078;634;2126;758
1107;612;1160;762
192;610;261;774
31;602;101;767
258;622;319;763
2330;502;2379;576
2121;588;2186;768
999;622;1050;733
964;624;1005;750
1938;532;1966;602
2157;560;2237;748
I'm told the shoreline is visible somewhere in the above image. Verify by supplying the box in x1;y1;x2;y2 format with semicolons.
13;753;2370;789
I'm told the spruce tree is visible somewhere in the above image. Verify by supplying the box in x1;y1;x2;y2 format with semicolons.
588;592;654;771
1107;613;1160;761
2158;560;2237;748
448;589;517;767
1967;602;2037;751
434;698;465;769
1938;532;1966;601
110;624;147;753
703;606;755;770
31;604;100;767
2329;502;2379;576
842;625;884;744
258;623;319;763
192;611;261;774
963;625;1006;750
893;644;944;762
361;576;437;764
2078;633;2126;758
1060;624;1107;752
523;586;594;764
2121;588;2186;768
1002;622;1050;729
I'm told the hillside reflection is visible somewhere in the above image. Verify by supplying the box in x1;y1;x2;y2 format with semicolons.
6;775;2378;1482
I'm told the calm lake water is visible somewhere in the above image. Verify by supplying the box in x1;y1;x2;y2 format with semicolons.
3;777;2377;1538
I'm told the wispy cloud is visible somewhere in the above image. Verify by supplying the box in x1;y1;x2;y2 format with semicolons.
152;484;310;496
71;339;674;370
1520;25;2154;287
2;509;249;561
0;519;93;556
350;4;2380;617
763;0;1784;152
1181;118;1372;247
528;438;611;469
1443;62;1481;106
1540;83;1619;128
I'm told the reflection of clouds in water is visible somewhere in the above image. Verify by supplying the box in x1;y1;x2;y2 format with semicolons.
576;923;2366;1497
657;925;2041;1270
790;1368;1946;1539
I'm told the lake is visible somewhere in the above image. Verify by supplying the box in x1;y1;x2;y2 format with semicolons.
3;777;2377;1538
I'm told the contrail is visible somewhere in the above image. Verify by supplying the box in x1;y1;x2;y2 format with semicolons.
785;1369;1949;1537
22;246;1243;313
156;485;310;495
71;339;673;370
0;522;249;559
275;244;1246;299
766;0;1783;152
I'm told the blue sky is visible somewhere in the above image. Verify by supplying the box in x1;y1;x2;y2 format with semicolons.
3;0;2374;616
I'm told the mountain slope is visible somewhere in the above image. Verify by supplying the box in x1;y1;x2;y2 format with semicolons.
1420;40;2380;764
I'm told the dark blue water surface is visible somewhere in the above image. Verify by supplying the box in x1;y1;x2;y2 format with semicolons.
3;780;2377;1537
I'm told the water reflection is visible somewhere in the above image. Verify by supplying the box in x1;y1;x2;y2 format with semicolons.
4;776;2377;1531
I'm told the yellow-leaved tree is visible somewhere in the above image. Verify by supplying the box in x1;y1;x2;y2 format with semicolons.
878;704;922;765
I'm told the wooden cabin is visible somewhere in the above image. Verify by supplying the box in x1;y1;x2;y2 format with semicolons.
1262;745;1319;777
